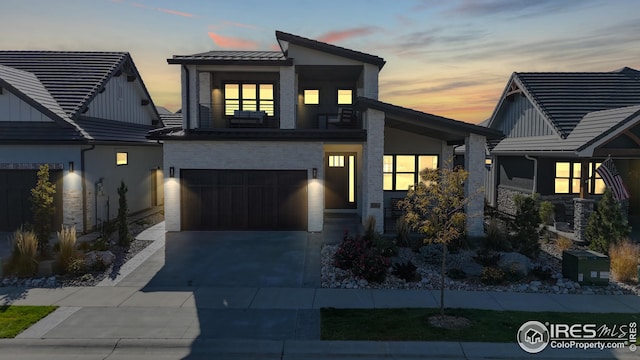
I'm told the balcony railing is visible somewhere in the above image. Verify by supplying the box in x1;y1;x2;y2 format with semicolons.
197;103;361;130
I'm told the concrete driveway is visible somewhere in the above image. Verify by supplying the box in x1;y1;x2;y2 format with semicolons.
140;231;320;290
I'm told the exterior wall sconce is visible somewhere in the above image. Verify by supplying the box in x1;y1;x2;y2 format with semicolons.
69;161;74;173
169;167;175;178
312;168;318;179
141;99;150;106
485;156;493;170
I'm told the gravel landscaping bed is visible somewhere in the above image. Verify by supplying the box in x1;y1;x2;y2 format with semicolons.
1;213;163;288
321;239;640;296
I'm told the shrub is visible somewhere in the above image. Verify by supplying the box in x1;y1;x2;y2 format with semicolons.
483;217;510;251
473;250;502;267
30;164;56;257
446;268;467;280
57;225;77;274
392;261;418;282
334;232;369;270
395;216;410;247
539;201;555;225
586;189;631;254
609;240;640;283
117;181;132;247
555;235;573;253
511;195;541;258
8;228;39;277
352;248;390;283
372;235;398;257
67;257;87;276
480;266;505;285
531;265;553;280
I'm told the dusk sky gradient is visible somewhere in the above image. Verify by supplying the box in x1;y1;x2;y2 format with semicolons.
2;0;639;123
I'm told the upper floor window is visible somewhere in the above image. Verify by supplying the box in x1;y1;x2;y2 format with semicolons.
554;161;605;194
304;89;319;105
224;83;274;116
338;89;352;105
383;154;439;190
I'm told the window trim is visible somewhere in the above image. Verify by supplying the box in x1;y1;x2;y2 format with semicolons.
304;89;320;105
337;89;353;105
116;152;128;166
553;161;605;195
383;154;439;191
224;82;275;116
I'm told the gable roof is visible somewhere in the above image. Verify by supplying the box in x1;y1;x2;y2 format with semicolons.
356;97;503;142
511;68;640;138
276;31;385;69
0;51;159;122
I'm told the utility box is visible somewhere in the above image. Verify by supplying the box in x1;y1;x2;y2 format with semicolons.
562;250;610;286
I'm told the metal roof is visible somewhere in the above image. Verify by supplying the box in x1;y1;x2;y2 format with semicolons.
515;68;640;137
276;30;386;69
356;97;504;141
75;116;155;143
0;122;84;142
168;51;291;65
158;112;183;128
148;127;367;142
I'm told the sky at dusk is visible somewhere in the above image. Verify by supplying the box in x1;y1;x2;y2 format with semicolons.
1;0;639;124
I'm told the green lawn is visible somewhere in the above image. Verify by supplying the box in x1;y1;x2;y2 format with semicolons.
0;306;57;338
321;308;640;342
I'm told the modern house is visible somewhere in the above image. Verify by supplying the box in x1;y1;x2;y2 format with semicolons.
151;31;502;236
0;51;164;233
485;68;640;239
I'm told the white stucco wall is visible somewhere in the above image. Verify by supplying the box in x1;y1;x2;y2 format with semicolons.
163;141;324;232
83;145;163;230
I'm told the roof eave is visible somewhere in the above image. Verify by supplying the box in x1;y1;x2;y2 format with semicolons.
167;58;293;66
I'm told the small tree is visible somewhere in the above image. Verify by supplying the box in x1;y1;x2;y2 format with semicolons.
585;189;630;254
399;161;469;319
117;181;131;246
30;164;56;257
512;194;541;258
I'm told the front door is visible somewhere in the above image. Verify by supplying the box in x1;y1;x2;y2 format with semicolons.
325;152;356;209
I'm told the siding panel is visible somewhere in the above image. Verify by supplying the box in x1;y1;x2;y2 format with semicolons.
0;90;53;122
494;95;554;138
85;74;154;125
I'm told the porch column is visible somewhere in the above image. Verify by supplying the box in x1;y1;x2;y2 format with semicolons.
279;66;296;129
464;133;485;238
361;63;379;100
362;108;385;233
579;159;589;199
185;65;198;129
441;141;454;169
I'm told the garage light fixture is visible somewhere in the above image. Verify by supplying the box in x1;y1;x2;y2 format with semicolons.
485;155;492;170
69;161;74;173
169;167;175;178
312;168;318;179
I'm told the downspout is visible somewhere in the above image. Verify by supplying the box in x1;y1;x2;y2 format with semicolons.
81;144;95;233
525;155;537;195
183;65;190;131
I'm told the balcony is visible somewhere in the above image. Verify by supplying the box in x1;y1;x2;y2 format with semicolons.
197;103;361;130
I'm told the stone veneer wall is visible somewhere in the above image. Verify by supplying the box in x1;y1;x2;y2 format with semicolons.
496;186;530;216
573;198;595;242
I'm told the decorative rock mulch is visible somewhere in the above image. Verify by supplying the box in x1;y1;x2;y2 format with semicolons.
321;240;640;296
0;213;163;288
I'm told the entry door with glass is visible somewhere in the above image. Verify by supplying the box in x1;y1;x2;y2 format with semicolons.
324;153;356;209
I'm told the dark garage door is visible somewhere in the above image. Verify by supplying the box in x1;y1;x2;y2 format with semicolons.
0;170;63;231
181;170;308;231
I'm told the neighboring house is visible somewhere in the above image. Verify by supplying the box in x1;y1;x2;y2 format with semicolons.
485;68;640;239
0;51;164;233
151;30;502;236
157;106;183;128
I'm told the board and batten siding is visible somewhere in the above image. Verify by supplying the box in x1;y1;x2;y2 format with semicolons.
0;90;54;122
84;73;154;125
494;94;555;138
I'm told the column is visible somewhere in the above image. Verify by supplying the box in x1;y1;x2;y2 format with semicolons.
464;133;486;238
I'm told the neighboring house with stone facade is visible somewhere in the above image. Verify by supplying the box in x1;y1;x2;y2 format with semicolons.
485;68;640;240
150;30;502;236
0;51;163;233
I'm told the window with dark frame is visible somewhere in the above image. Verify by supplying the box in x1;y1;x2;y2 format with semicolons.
304;89;319;105
116;152;128;166
554;161;605;194
224;83;274;116
383;155;439;191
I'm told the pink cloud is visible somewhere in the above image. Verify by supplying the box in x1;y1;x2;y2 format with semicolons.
156;7;197;18
209;21;257;30
317;27;379;43
208;32;258;49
